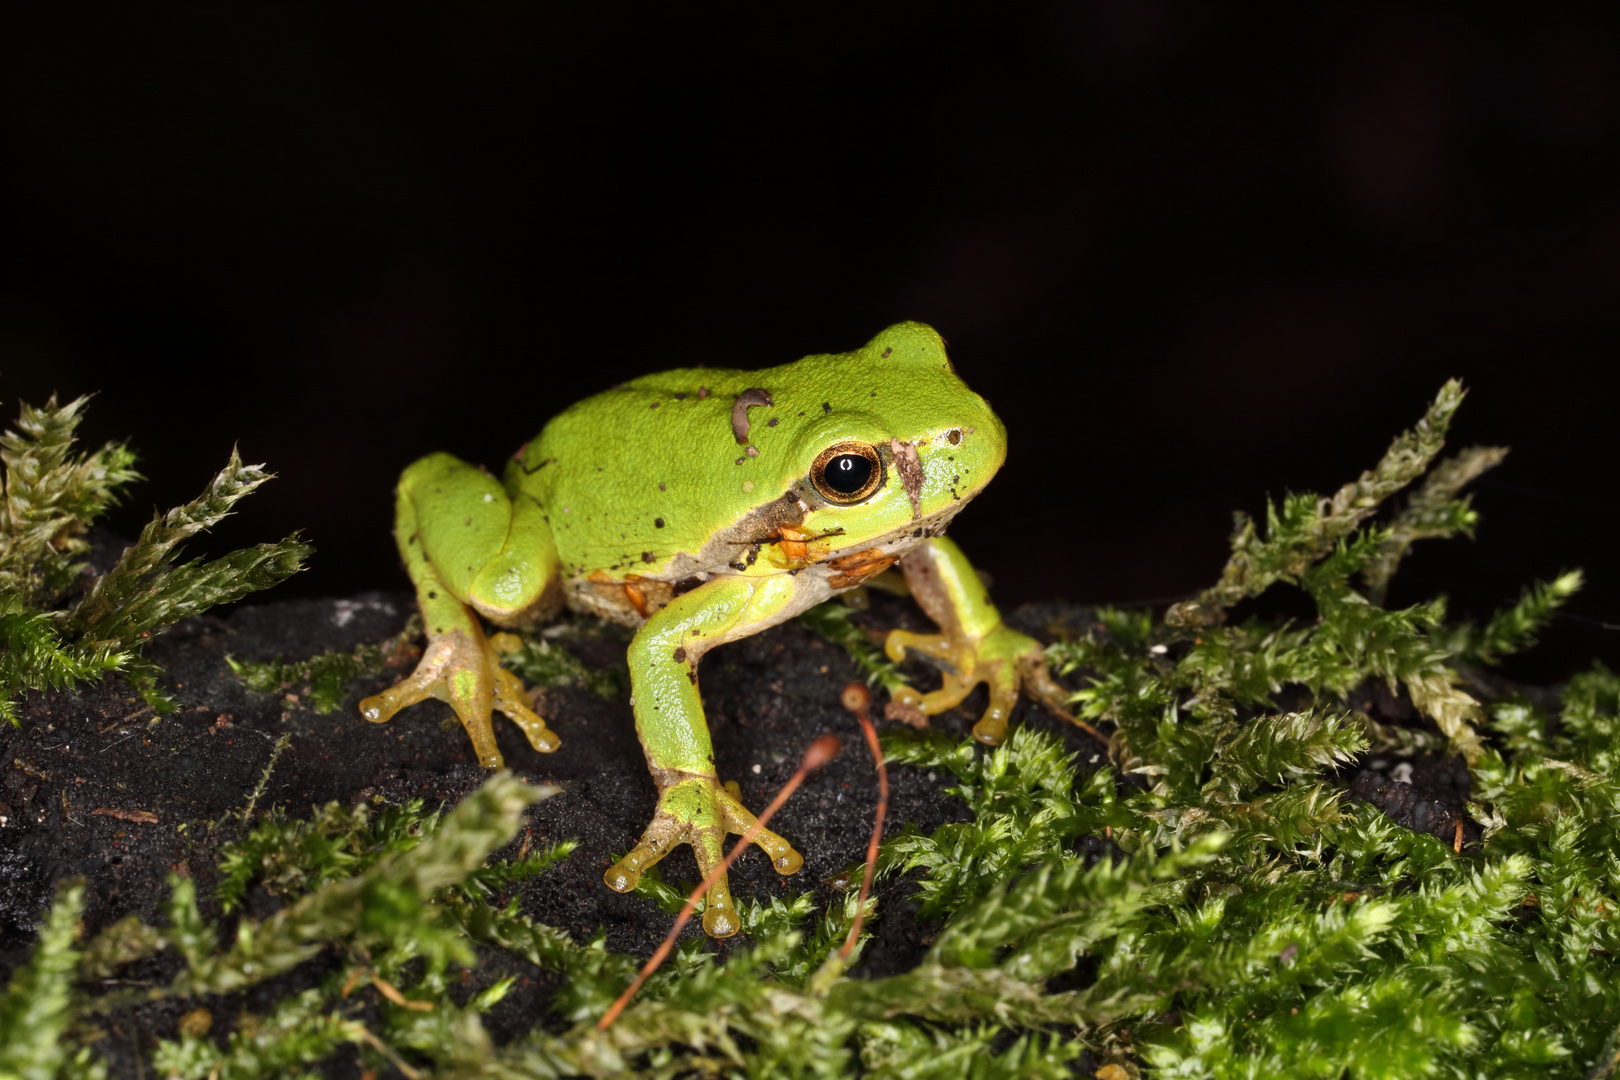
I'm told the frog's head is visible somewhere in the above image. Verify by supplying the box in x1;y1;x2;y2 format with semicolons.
766;322;1007;557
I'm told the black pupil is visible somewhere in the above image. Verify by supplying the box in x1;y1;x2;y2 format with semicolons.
824;454;873;495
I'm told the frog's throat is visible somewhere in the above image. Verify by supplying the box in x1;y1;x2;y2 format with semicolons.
561;495;969;630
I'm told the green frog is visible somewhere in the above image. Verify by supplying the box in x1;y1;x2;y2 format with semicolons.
359;322;1071;936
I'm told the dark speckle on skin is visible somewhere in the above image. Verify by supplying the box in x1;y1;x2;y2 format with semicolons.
767;418;779;427
881;346;892;358
672;646;687;662
675;392;688;400
659;482;666;491
822;402;832;414
642;552;655;563
654;517;665;528
649;402;659;409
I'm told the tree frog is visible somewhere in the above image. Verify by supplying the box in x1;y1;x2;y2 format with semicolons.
359;322;1072;937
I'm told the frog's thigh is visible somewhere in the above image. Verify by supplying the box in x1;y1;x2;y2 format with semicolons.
401;453;558;623
625;572;800;774
898;535;1004;640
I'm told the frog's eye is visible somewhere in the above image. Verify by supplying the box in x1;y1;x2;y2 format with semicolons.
810;441;884;504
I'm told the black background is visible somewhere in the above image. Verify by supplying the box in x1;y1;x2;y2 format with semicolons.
4;3;1618;680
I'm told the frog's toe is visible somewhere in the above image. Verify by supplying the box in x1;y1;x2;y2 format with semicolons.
703;897;741;938
492;666;561;753
604;813;684;893
884;628;965;671
890;678;976;718
716;791;803;876
1016;652;1077;719
972;672;1019;746
759;832;804;876
359;635;455;725
692;862;742;938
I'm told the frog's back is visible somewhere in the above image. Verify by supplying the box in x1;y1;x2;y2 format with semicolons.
505;322;989;593
511;368;777;580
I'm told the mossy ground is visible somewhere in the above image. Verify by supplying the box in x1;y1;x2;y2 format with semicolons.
5;384;1618;1079
3;571;1096;1073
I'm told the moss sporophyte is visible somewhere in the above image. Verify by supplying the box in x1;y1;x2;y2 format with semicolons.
5;353;1619;1078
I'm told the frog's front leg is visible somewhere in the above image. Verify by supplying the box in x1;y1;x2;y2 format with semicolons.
358;453;561;767
603;573;805;938
885;536;1075;746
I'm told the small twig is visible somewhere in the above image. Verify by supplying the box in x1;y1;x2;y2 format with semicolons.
101;704;154;733
597;733;842;1030
92;808;158;824
839;683;887;960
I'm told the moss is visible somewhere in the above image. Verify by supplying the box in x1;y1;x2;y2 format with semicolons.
226;619;419;714
0;394;309;721
494;629;623;701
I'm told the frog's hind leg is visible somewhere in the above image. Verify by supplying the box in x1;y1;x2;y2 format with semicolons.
359;453;561;766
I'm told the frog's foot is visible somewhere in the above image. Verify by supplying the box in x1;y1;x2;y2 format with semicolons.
357;626;560;768
885;624;1076;746
603;772;803;938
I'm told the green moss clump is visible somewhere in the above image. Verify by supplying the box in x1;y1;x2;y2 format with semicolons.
495;630;623;700
0;394;309;721
796;599;911;697
226;621;418;715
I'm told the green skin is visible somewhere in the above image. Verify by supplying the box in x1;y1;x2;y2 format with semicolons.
360;322;1070;937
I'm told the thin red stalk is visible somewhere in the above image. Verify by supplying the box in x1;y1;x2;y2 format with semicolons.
840;683;887;960
597;733;841;1030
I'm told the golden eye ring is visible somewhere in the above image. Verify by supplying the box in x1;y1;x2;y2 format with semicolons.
810;441;884;504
